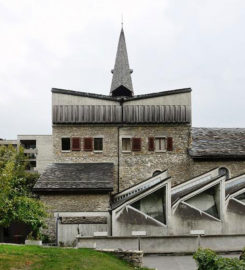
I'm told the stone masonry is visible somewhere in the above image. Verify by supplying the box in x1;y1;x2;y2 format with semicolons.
53;124;192;191
40;194;110;241
53;124;245;190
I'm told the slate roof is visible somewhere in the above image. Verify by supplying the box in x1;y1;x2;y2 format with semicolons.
33;163;114;193
189;128;245;159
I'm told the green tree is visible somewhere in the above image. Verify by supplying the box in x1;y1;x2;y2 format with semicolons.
0;145;47;239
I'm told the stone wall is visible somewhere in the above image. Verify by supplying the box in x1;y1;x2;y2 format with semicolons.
53;125;119;191
189;160;245;182
53;124;245;191
97;249;143;267
53;124;192;191
40;194;110;241
118;125;191;190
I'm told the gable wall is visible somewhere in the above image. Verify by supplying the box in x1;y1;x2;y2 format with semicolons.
123;92;191;106
52;93;120;106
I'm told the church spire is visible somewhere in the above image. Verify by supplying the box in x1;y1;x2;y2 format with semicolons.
110;27;134;97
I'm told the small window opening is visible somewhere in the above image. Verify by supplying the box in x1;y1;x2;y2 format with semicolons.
62;138;70;151
153;170;162;177
219;167;229;179
94;138;103;151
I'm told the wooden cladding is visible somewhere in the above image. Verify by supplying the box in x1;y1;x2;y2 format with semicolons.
53;105;191;124
84;137;93;151
132;138;141;151
72;137;81;151
167;137;173;151
148;137;155;151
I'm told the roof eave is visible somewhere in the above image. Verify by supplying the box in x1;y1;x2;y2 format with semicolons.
124;88;192;102
33;188;113;194
52;87;192;102
189;153;245;160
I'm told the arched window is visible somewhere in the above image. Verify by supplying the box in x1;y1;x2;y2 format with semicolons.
152;170;162;177
219;167;229;179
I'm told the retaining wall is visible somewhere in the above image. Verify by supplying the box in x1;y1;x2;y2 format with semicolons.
76;234;245;254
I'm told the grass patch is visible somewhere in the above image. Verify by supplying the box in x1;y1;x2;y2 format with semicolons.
0;244;150;270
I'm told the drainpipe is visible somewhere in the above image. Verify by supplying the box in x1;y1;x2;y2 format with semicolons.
117;98;124;193
56;214;60;246
117;126;120;193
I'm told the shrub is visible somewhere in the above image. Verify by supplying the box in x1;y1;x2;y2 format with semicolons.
0;145;47;239
193;248;245;270
240;249;245;261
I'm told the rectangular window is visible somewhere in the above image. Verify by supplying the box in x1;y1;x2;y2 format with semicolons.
155;137;166;152
72;137;81;151
84;137;93;151
122;138;131;152
94;138;103;151
132;138;141;151
61;138;70;151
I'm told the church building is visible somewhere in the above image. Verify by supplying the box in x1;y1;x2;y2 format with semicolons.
33;28;245;245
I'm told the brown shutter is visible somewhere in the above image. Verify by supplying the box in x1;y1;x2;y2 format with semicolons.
167;137;173;151
83;137;93;151
148;137;155;151
72;137;81;151
132;138;141;151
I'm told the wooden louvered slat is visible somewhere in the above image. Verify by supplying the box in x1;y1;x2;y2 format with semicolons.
72;137;81;151
148;137;155;151
84;137;93;151
132;138;141;151
167;137;173;151
52;105;191;124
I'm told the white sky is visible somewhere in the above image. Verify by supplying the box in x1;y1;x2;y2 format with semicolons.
0;0;245;139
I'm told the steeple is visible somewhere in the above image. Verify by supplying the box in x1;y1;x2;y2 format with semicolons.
110;27;134;97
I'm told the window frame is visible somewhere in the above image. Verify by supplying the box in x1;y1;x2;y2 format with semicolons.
121;137;132;153
154;136;167;153
93;136;104;153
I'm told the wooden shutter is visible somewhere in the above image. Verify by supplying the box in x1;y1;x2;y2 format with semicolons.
167;137;173;151
72;137;81;151
84;137;93;151
132;138;141;151
148;137;155;151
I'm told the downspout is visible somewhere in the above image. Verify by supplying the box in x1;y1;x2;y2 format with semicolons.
117;126;120;193
56;213;59;246
117;97;124;193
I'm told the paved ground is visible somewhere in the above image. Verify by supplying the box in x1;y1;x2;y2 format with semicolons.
143;254;240;270
143;255;196;270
